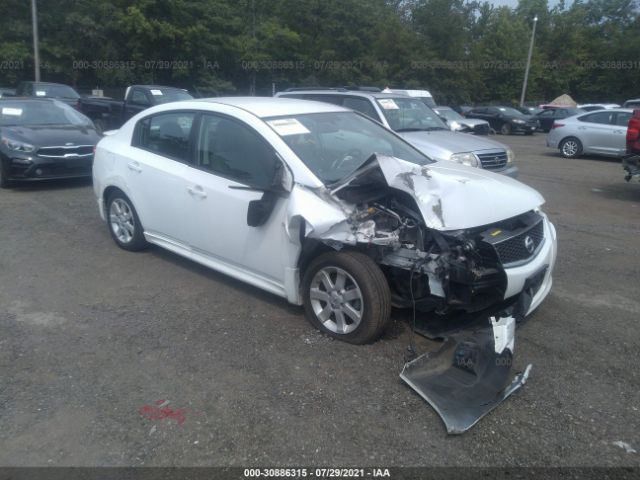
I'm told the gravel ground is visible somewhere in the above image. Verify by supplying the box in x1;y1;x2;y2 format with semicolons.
0;133;639;467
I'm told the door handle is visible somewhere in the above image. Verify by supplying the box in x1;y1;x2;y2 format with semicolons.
577;126;587;130
187;185;207;199
613;129;624;134
127;161;142;173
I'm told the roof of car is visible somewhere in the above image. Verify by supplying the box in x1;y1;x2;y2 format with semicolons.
0;96;56;102
195;96;349;117
278;89;411;100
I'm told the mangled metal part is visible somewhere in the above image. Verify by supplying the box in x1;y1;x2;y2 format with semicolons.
400;315;532;434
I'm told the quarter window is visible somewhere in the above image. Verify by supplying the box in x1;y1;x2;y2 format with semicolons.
135;112;195;162
614;112;632;127
196;114;278;187
580;111;613;124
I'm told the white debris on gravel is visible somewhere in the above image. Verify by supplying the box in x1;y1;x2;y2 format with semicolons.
612;441;636;454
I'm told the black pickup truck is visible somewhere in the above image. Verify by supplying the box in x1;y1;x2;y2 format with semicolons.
78;85;193;133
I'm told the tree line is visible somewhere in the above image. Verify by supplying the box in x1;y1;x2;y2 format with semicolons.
0;0;638;105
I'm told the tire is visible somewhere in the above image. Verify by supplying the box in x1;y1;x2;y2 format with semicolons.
559;137;583;158
106;191;148;251
500;123;512;135
0;159;12;189
302;251;391;344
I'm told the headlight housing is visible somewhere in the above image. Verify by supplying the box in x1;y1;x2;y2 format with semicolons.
512;119;525;124
450;152;479;168
506;148;515;164
1;136;35;153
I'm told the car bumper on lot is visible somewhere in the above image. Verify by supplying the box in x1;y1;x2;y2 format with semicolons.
623;155;640;182
2;154;93;181
502;214;557;315
493;164;519;178
511;123;538;133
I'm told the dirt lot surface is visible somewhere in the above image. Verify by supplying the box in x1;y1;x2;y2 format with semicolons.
1;134;639;467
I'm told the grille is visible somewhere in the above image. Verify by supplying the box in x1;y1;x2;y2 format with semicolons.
493;220;544;265
476;151;508;170
473;124;490;135
37;145;94;159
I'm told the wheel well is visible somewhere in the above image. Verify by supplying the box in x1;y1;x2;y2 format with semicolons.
103;185;124;206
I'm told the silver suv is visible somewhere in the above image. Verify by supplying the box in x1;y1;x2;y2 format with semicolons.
276;89;518;177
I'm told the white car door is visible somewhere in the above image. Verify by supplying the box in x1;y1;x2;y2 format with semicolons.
578;111;617;155
184;113;292;291
611;111;632;155
125;111;196;244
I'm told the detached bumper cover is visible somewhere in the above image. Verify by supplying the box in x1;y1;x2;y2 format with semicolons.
401;315;531;434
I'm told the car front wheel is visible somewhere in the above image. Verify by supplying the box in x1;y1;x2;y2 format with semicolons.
106;191;148;251
560;137;583;158
302;251;391;344
500;123;512;135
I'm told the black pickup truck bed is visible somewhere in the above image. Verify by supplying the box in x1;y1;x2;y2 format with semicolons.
79;85;193;133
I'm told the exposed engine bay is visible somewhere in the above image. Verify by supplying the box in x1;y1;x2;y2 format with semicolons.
308;156;546;317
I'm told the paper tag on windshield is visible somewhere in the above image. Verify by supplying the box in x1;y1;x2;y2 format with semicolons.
2;107;22;116
379;99;399;110
267;118;310;136
35;91;46;97
150;89;163;96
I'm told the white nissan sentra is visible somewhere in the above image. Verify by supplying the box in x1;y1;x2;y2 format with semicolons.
93;97;557;344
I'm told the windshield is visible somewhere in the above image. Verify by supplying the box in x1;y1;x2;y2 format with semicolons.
34;84;80;99
434;108;463;121
497;107;527;117
152;89;194;104
0;100;92;126
265;111;432;184
375;97;448;132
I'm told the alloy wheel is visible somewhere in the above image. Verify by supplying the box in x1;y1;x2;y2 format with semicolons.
309;266;364;335
109;198;135;244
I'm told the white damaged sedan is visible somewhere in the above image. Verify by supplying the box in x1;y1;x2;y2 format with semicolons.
93;97;557;345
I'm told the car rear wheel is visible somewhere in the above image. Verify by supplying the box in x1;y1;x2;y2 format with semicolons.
560;137;583;158
302;251;391;344
500;123;512;135
106;191;148;251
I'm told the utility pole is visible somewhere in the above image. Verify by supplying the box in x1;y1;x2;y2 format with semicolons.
31;0;40;82
519;15;538;107
249;0;256;96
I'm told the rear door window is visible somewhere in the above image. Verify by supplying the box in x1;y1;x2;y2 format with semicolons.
341;96;381;122
613;112;632;127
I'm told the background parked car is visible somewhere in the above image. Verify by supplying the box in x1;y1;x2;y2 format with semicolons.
516;106;542;116
466;106;538;135
546;108;632;158
577;103;619;112
0;98;100;187
0;88;15;99
78;85;193;133
535;107;584;133
623;98;640;109
277;89;518;176
433;106;490;135
15;81;81;107
383;88;436;107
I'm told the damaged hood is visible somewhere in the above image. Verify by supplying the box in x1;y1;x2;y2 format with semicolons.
365;155;543;231
398;130;507;161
